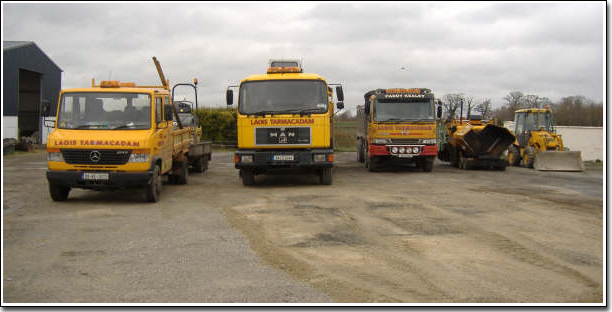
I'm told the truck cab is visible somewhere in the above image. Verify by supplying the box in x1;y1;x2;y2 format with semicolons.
356;88;438;172
46;58;211;202
226;59;344;185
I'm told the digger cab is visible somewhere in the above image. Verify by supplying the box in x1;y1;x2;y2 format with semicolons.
513;108;554;147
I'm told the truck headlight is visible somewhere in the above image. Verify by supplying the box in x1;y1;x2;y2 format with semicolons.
241;155;253;163
419;139;437;144
373;138;391;144
128;153;150;163
47;152;63;162
314;154;326;162
391;147;399;154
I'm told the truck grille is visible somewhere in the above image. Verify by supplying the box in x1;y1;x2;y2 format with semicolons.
255;127;311;145
61;149;131;165
390;138;420;144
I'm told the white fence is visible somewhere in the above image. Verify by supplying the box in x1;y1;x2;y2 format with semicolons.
503;121;604;161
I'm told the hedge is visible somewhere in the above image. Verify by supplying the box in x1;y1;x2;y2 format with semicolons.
195;108;237;143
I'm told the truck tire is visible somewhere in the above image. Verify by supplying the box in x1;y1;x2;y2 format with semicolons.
176;159;188;185
421;157;434;172
146;165;161;202
49;182;70;201
508;145;520;166
194;156;206;173
367;156;379;172
522;146;535;168
494;161;507;171
451;147;460;168
320;167;332;185
357;140;365;163
242;169;255;186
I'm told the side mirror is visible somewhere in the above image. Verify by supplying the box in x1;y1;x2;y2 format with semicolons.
226;89;233;106
41;99;51;117
437;105;442;119
336;101;344;110
335;86;344;102
364;102;370;115
44;119;56;128
165;105;173;121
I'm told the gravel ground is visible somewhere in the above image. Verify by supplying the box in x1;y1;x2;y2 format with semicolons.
2;151;604;303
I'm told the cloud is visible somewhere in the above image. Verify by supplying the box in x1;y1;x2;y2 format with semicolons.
3;2;604;112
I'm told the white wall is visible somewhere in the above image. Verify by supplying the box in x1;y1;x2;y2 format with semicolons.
555;126;604;161
3;116;18;140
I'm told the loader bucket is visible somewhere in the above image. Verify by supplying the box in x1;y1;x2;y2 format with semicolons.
534;151;585;171
461;125;516;158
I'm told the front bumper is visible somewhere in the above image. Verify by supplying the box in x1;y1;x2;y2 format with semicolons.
235;149;333;171
369;144;438;158
46;170;153;190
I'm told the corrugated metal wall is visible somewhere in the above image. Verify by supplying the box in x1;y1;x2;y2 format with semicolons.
3;43;62;117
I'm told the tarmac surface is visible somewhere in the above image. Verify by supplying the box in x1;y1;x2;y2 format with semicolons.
2;151;604;303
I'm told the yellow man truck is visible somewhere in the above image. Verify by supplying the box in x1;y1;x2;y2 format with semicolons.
356;88;438;171
45;57;211;202
226;59;344;185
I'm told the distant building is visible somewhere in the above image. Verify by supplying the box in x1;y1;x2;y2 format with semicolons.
3;41;62;143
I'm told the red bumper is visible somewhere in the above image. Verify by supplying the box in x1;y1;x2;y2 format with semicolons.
369;144;438;157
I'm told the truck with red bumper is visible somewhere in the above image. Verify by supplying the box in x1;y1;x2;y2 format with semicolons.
356;88;439;172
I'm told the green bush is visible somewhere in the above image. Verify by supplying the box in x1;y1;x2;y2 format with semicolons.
195;108;237;143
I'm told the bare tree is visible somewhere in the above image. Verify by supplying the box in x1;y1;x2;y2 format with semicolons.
474;98;492;119
504;91;524;112
442;93;464;119
463;96;474;118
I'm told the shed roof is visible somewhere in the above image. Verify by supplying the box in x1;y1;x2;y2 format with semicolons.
3;40;62;71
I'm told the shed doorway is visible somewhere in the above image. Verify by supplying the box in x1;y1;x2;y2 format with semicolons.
18;69;42;143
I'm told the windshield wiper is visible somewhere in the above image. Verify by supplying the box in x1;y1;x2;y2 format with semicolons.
251;109;300;116
380;118;405;122
74;124;107;129
113;123;148;130
296;108;325;116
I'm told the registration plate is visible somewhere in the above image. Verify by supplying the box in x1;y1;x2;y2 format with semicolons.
396;154;414;158
273;154;294;161
82;172;109;181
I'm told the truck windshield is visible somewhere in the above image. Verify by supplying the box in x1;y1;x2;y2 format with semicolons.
57;92;151;130
239;80;328;115
522;112;553;132
374;100;434;122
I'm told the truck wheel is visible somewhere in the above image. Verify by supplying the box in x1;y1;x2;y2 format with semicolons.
194;156;205;173
49;182;70;201
242;169;255;186
508;145;520;166
357;140;365;163
421;157;434;172
495;161;507;171
146;165;161;202
451;147;460;167
177;159;188;184
320;167;332;185
522;146;535;168
367;156;378;172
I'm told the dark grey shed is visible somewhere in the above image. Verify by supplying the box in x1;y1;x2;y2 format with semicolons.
3;41;62;142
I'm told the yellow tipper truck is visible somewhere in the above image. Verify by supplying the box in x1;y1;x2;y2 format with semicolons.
226;59;344;185
45;57;211;202
356;88;438;172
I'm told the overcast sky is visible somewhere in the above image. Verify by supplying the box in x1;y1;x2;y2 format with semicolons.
2;2;605;112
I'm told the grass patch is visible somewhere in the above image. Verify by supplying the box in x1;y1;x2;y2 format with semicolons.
334;120;357;152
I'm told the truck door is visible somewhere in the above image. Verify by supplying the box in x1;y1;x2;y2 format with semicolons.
154;96;173;173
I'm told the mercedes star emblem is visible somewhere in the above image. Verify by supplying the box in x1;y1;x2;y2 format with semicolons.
90;150;101;163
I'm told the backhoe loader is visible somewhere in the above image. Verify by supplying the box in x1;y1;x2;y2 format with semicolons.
507;107;583;171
